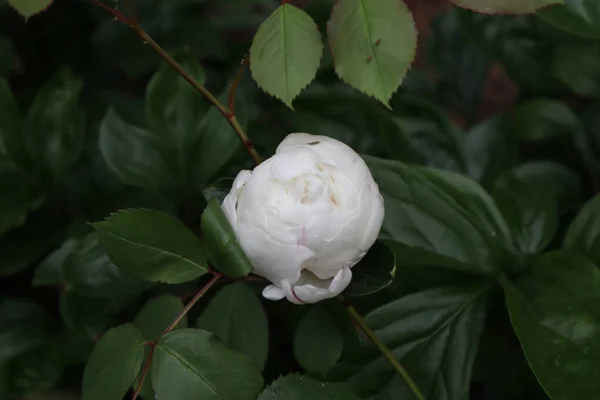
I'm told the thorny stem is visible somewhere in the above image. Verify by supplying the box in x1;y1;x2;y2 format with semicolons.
131;273;222;400
346;304;426;400
88;0;262;166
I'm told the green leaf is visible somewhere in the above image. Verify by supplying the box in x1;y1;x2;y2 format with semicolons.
21;68;85;182
388;95;465;171
196;282;268;370
99;108;177;191
187;86;250;190
364;156;514;276
0;298;50;362
327;0;417;108
250;3;323;108
131;295;186;400
200;199;253;278
426;11;490;122
258;374;359;400
457;10;562;93
49;327;95;366
59;291;112;341
330;284;490;399
551;44;600;97
134;295;186;341
344;241;395;297
493;170;558;255
0;78;22;158
510;98;579;142
32;237;78;286
504;161;582;214
9;345;64;398
152;328;264;399
92;208;208;284
463;115;518;190
293;305;343;374
62;231;151;297
564;194;600;263
7;0;53;18
82;324;146;400
538;0;600;39
451;0;563;13
502;251;600;400
146;54;207;140
0;160;45;237
0;37;16;76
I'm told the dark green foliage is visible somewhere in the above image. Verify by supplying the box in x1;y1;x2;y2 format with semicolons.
1;1;600;400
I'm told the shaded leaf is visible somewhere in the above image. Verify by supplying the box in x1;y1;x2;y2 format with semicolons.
9;345;64;398
504;161;582;213
327;0;417;108
200;199;253;278
364;156;514;276
250;3;323;108
387;94;465;172
510;98;578;142
451;0;563;14
82;324;146;400
62;231;151;297
188;88;249;189
92;208;208;284
0;299;50;363
152;328;264;400
564;194;600;263
464;115;517;190
21;68;85;182
0;160;45;237
0;78;22;159
551;44;600;97
503;251;600;400
538;0;600;39
493;169;558;254
329;284;490;399
293;305;343;374
99;108;177;191
345;241;395;297
133;295;186;341
197;282;268;370
32;237;78;286
59;291;112;341
258;374;359;400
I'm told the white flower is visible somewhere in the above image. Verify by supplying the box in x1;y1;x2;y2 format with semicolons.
222;133;384;304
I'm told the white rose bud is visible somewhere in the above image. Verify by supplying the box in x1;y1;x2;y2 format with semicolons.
222;133;384;304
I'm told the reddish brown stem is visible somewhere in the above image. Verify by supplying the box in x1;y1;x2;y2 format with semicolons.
88;0;263;166
228;55;249;116
162;273;222;335
131;343;155;400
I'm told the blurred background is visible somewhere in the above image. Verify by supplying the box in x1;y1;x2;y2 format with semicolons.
1;0;598;398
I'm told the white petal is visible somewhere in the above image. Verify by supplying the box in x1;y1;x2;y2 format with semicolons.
281;267;353;304
222;170;252;231
236;221;316;286
262;284;286;301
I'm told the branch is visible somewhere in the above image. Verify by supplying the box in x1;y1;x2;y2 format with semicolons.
345;303;425;400
131;273;222;400
228;54;249;116
163;273;222;335
88;0;262;166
